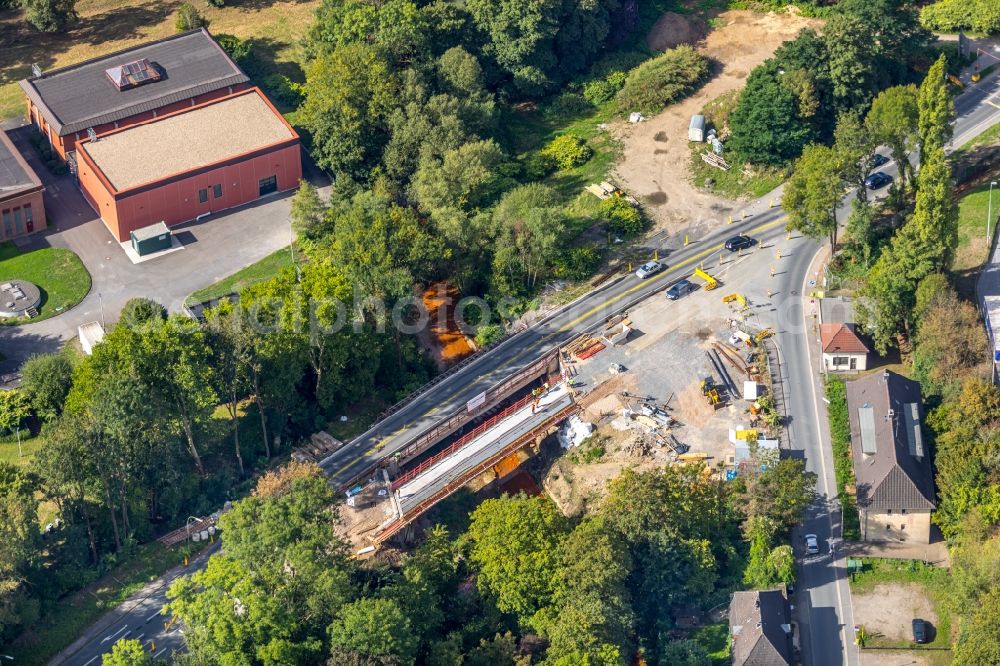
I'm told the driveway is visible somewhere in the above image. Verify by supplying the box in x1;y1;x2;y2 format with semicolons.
0;123;329;373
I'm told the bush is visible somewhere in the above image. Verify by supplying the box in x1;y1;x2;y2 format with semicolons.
615;45;712;115
583;77;621;106
544;92;591;120
262;74;304;108
553;245;603;281
540;135;593;171
826;378;860;540
207;0;225;6
475;324;504;348
520;152;556;181
920;0;1000;35
215;34;252;64
600;197;644;235
175;3;207;32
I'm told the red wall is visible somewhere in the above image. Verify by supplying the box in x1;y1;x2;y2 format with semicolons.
83;142;301;241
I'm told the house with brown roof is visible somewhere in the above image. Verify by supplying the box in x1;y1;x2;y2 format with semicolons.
846;371;935;543
729;588;794;666
821;323;870;373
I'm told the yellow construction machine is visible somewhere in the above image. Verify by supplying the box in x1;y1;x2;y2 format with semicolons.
692;267;718;291
722;293;746;307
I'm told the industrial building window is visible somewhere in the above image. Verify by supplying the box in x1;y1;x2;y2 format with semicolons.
213;184;223;199
198;188;208;204
12;208;22;234
23;205;32;224
258;175;277;196
1;210;10;238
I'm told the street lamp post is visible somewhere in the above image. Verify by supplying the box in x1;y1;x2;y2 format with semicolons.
988;181;998;244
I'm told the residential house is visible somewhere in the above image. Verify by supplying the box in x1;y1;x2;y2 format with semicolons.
846;370;935;543
821;323;870;373
730;588;793;666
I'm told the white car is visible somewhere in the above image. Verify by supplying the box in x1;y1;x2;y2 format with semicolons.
804;534;819;555
635;261;663;279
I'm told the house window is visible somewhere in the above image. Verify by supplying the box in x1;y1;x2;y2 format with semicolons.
832;356;849;366
258;175;277;196
198;188;208;204
886;509;892;514
213;184;223;199
849;357;857;370
1;210;11;238
12;208;22;234
23;204;32;224
901;509;907;514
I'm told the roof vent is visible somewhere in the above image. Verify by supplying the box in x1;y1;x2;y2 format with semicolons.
105;58;162;91
31;63;43;78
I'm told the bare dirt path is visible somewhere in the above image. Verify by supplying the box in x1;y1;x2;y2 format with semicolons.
614;10;821;235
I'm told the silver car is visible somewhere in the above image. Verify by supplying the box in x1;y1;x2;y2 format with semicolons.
805;534;819;555
635;261;663;279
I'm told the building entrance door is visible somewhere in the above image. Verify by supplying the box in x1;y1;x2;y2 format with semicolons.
258;175;277;197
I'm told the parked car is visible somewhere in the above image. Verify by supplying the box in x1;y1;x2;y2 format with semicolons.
635;261;663;279
865;172;893;189
868;153;889;168
666;279;695;300
804;534;819;555
912;619;928;644
725;235;755;252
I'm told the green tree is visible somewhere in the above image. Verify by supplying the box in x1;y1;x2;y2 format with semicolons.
290;180;328;240
865;85;918;191
466;0;561;95
738;453;817;532
540;134;593;170
845;201;877;267
0;390;30;434
917;55;954;156
300;43;397;179
729;61;813;165
0;462;40;640
909;145;957;271
913;288;988;398
307;0;430;64
174;2;206;31
953;582;1000;666
19;352;74;422
783;143;847;247
614;45;711;114
119;297;167;329
22;0;77;32
329;598;419;664
467;495;570;626
490;184;568;293
824;13;878;111
102;638;151;665
833;111;876;201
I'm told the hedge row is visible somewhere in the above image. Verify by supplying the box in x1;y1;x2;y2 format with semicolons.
920;0;1000;35
826;377;861;540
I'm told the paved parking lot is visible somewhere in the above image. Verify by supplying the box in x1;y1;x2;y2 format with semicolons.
0;123;329;372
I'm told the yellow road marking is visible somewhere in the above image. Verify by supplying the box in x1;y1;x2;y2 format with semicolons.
330;216;788;480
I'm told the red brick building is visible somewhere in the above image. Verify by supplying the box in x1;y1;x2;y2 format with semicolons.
0;130;46;241
20;29;250;163
75;88;301;241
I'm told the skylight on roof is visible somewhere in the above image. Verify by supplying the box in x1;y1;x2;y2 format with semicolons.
105;58;161;91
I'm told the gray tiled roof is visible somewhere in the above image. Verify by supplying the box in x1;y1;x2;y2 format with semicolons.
846;371;935;511
0;131;41;198
20;29;248;137
730;589;793;666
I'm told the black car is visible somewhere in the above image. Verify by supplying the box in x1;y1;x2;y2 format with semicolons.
865;172;893;189
666;279;695;300
868;153;889;168
912;619;928;644
724;235;755;252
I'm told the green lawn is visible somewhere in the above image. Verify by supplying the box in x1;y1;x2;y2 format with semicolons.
0;242;91;323
0;433;43;465
849;558;953;652
691;622;731;665
955;182;997;272
690;145;788;200
955;122;1000;155
187;246;295;305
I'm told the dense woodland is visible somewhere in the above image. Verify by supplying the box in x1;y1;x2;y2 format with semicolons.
1;0;1000;662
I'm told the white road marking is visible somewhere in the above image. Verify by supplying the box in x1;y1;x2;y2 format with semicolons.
145;609;161;624
154;647;168;658
82;657;99;666
101;624;128;643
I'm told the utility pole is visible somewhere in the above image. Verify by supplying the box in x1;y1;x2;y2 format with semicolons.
988;181;998;245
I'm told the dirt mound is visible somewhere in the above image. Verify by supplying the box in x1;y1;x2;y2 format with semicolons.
646;12;708;52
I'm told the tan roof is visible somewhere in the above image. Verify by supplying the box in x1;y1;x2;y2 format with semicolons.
820;323;869;354
81;90;294;192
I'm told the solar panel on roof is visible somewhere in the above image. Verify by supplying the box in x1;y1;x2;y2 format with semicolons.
858;406;877;455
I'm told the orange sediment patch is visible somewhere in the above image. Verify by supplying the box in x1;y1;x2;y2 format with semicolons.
422;282;475;366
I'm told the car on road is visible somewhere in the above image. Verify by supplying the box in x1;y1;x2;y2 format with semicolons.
635;261;663;279
804;534;819;555
865;172;893;189
912;619;928;644
724;235;755;252
666;279;695;300
868;153;889;168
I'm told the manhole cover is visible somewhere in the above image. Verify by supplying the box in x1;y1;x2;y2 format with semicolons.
791;290;800;296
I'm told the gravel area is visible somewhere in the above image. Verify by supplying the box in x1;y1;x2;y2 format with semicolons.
82;91;294;190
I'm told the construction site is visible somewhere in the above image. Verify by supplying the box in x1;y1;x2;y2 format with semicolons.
310;244;790;554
